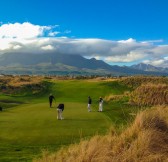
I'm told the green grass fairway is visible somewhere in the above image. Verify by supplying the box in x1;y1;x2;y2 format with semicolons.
0;80;132;162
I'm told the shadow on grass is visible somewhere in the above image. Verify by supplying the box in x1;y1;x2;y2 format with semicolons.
58;118;103;121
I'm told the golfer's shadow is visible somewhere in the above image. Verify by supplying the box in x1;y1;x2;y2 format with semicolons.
64;118;102;121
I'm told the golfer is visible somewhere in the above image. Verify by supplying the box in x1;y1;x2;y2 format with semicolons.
88;96;92;112
49;94;55;108
57;103;64;120
98;97;103;112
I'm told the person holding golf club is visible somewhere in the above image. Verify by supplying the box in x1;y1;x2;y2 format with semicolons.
49;94;55;108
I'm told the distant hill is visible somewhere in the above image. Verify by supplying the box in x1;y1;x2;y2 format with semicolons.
0;52;167;76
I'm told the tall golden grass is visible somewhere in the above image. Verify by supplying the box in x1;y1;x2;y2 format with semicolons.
0;75;45;94
104;94;124;102
34;106;168;162
104;91;130;102
130;84;168;106
0;75;43;87
120;76;168;89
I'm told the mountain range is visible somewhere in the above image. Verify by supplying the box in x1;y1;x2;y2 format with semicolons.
0;52;167;76
131;63;168;73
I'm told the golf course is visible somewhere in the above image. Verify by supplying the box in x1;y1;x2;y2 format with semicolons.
0;76;135;162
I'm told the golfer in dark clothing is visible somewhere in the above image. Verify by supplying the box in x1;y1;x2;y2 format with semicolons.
49;94;55;108
57;103;64;120
88;96;92;112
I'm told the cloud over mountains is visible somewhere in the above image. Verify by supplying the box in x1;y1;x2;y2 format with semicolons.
0;22;168;67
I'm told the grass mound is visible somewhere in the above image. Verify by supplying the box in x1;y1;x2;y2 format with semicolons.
34;106;168;162
120;76;168;89
0;76;44;94
0;75;48;95
130;84;168;106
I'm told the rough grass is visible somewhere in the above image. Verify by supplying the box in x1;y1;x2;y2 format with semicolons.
0;75;47;95
104;91;130;102
130;84;168;106
104;94;124;102
120;76;168;89
34;106;168;162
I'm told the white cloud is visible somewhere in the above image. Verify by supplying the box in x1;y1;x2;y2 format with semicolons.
143;57;168;68
0;22;168;67
164;56;168;60
0;22;52;39
118;38;136;43
0;38;12;50
13;45;22;50
48;31;60;37
41;45;54;50
105;51;147;63
150;45;168;55
143;59;164;66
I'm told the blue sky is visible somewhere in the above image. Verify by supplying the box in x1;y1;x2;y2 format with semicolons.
0;0;168;67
